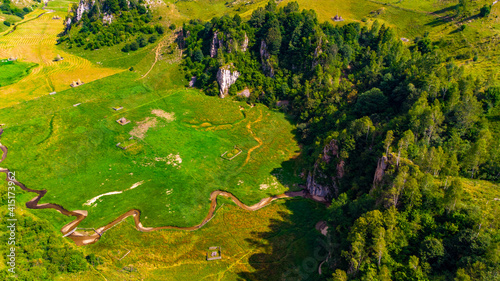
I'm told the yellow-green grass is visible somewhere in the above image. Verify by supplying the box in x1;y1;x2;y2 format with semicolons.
0;8;46;34
278;0;435;38
0;14;23;33
0;10;122;109
170;0;269;22
45;0;77;12
0;59;37;87
54;198;327;280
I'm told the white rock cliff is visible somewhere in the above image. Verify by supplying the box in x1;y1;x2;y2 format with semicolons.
216;65;240;98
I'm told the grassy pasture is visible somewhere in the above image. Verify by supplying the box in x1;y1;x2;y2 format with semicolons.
0;64;301;231
0;59;37;87
54;198;327;280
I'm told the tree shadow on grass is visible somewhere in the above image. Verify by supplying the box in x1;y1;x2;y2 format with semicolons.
236;198;330;281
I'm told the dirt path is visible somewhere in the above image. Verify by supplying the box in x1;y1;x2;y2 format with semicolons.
243;110;263;166
139;33;176;79
0;128;324;246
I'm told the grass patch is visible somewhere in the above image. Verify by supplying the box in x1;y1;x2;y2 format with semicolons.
54;198;327;280
0;59;37;87
0;67;301;231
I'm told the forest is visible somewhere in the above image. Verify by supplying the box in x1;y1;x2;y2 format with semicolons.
57;0;165;51
181;1;500;279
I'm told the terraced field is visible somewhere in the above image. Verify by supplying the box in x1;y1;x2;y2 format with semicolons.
0;10;122;109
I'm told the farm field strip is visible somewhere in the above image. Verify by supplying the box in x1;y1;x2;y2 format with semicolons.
0;11;122;108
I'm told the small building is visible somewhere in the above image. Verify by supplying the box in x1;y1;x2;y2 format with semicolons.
8;57;17;61
52;16;61;20
116;117;131;126
206;246;222;261
112;106;124;111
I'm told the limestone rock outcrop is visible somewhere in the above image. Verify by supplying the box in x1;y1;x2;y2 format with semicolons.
259;40;274;77
305;139;345;199
372;155;390;190
102;13;114;25
241;32;249;52
306;163;331;198
76;0;93;21
216;64;240;98
210;31;224;58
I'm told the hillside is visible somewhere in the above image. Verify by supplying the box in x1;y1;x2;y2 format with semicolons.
0;0;499;280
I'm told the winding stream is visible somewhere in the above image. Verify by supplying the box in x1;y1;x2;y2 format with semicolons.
0;128;318;246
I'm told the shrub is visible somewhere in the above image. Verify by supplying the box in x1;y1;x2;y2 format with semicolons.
155;24;165;34
480;5;491;17
130;41;139;51
148;35;157;43
169;23;176;30
3;21;11;26
23;7;29;13
137;36;147;47
121;44;131;52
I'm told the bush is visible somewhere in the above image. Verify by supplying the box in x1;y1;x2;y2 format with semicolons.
155;24;165;34
121;44;131;52
169;23;176;30
129;66;134;71
480;5;491;17
148;35;157;43
23;7;29;13
15;12;24;19
130;41;139;51
137;36;147;47
3;21;10;26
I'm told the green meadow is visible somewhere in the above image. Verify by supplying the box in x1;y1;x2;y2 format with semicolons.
0;60;37;87
0;64;301;231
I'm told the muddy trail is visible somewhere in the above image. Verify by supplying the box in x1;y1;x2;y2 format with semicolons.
0;128;323;246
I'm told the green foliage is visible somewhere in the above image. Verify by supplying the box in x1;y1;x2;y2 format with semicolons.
480;5;491;18
58;0;164;52
354;88;388;116
0;210;87;279
179;1;500;280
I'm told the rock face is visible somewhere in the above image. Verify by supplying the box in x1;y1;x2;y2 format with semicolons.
210;31;224;58
237;88;250;98
306;164;331;197
259;40;274;77
306;139;345;198
76;0;93;21
189;76;197;87
216;64;240;98
102;13;114;24
372;155;390;190
241;32;249;52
